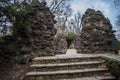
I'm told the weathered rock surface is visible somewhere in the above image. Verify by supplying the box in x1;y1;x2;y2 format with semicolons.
24;53;115;80
74;8;118;53
0;1;57;64
27;1;57;54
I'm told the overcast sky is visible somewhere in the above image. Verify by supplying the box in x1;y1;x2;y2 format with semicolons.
71;0;119;29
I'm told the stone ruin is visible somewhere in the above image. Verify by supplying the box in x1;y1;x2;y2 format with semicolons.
74;8;118;53
17;0;69;57
29;1;57;55
18;1;57;56
0;1;68;64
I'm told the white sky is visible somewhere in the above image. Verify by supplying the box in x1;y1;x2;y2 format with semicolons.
71;0;118;29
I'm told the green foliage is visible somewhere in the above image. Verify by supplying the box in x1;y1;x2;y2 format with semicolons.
103;57;120;80
0;35;18;65
0;0;34;35
0;0;35;65
65;32;75;48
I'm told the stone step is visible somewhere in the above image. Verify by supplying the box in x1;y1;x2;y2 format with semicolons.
33;55;103;64
25;68;111;80
31;61;106;71
59;76;115;80
96;76;115;80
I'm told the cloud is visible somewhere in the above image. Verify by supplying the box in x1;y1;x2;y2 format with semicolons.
71;0;110;17
92;0;110;17
71;0;91;14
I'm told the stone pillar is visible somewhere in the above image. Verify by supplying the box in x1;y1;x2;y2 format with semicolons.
74;8;118;54
27;1;57;55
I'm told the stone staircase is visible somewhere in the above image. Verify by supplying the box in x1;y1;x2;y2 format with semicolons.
24;54;115;80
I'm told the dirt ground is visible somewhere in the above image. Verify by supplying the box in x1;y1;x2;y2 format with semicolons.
0;63;31;80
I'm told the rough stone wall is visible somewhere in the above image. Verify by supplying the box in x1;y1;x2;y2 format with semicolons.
74;8;118;53
27;1;57;54
0;1;57;64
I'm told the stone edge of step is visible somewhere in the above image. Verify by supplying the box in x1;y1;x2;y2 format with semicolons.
33;55;101;61
26;68;109;76
31;61;105;68
57;76;115;80
96;76;115;80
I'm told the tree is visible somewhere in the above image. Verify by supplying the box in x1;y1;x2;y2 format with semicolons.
115;15;120;39
114;0;120;39
46;0;71;14
116;15;120;26
0;0;11;36
73;11;82;34
0;0;35;64
65;32;75;48
114;0;120;23
50;0;73;34
114;0;120;8
66;11;82;34
0;0;34;36
0;0;73;36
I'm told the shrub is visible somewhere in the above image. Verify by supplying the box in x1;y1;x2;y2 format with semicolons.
0;35;17;65
65;32;75;48
103;57;120;80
